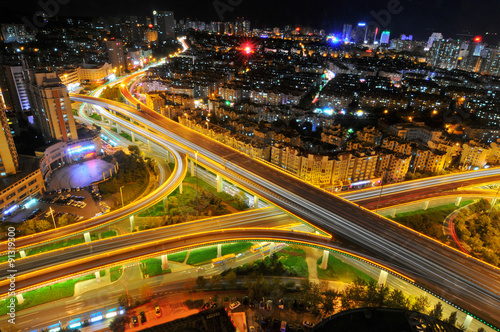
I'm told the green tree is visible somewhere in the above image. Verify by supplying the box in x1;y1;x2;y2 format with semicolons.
128;145;141;155
446;311;458;326
321;289;339;317
210;274;222;288
411;295;430;314
196;276;207;289
429;302;444;320
235;190;248;210
118;293;132;309
36;219;53;232
386;289;409;309
224;270;237;288
109;315;130;332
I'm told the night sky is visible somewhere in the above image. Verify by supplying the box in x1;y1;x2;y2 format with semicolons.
1;0;499;42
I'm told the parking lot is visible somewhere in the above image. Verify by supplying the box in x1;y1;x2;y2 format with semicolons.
5;186;105;224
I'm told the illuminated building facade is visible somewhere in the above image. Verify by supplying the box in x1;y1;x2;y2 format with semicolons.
27;71;78;143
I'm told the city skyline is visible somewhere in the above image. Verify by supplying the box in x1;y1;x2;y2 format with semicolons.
1;0;499;41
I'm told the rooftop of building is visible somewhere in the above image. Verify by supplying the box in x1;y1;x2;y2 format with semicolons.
0;155;40;192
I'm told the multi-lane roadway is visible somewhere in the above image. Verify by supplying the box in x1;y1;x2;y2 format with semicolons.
82;84;500;327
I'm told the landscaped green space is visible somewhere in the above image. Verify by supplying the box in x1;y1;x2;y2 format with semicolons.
0;271;104;315
186;247;218;265
167;251;188;263
89;113;102;121
99;146;150;210
317;254;375;283
138;163;248;226
110;266;123;282
139;258;171;278
221;242;253;256
387;201;474;241
26;235;97;256
454;199;500;266
119;132;133;141
99;230;117;239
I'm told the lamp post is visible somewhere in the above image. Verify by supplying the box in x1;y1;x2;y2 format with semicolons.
195;151;199;215
49;207;57;229
375;170;387;213
120;186;125;208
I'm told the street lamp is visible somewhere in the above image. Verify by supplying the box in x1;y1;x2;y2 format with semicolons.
120;185;125;208
49;207;57;229
195;151;199;215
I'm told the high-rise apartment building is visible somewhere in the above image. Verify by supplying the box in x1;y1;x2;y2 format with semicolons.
342;24;352;42
426;32;443;51
27;71;78;143
104;39;126;71
0;65;31;114
380;31;391;44
153;10;175;42
428;39;460;70
0;105;18;177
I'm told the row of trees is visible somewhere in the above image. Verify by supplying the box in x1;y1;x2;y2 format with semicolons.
18;213;76;235
454;198;500;266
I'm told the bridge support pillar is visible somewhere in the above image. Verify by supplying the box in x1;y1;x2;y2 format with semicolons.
163;196;168;210
84;232;91;243
462;315;473;331
216;175;223;193
116;124;121;134
179;182;183;194
161;254;169;270
269;242;275;255
190;159;195;177
217;244;222;258
423;200;430;210
95;271;101;283
131;131;135;142
455;197;462;207
147;139;151;152
391;209;397;218
320;250;329;270
378;270;388;286
254;196;259;209
20;250;26;258
16;294;24;305
130;215;135;232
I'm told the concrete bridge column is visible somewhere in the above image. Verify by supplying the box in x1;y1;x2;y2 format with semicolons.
462;315;473;331
20;250;26;258
269;242;275;255
179;182;183;194
423;200;430;210
116;123;121;134
131;131;135;142
163;196;169;210
254;196;259;209
190;159;195;177
84;232;91;243
147;139;151;152
391;209;397;218
217;244;222;257
130;215;135;231
320;250;329;270
95;271;101;283
16;294;24;305
378;270;388;286
161;254;169;270
109;168;113;177
216;175;223;193
455;197;462;206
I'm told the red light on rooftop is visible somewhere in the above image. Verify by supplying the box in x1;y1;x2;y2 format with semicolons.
296;27;300;31
474;36;482;43
148;24;153;28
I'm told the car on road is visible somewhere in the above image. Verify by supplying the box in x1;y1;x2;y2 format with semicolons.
278;299;284;309
140;311;147;324
132;315;139;326
229;301;241;310
249;326;256;332
303;321;314;328
155;305;161;317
